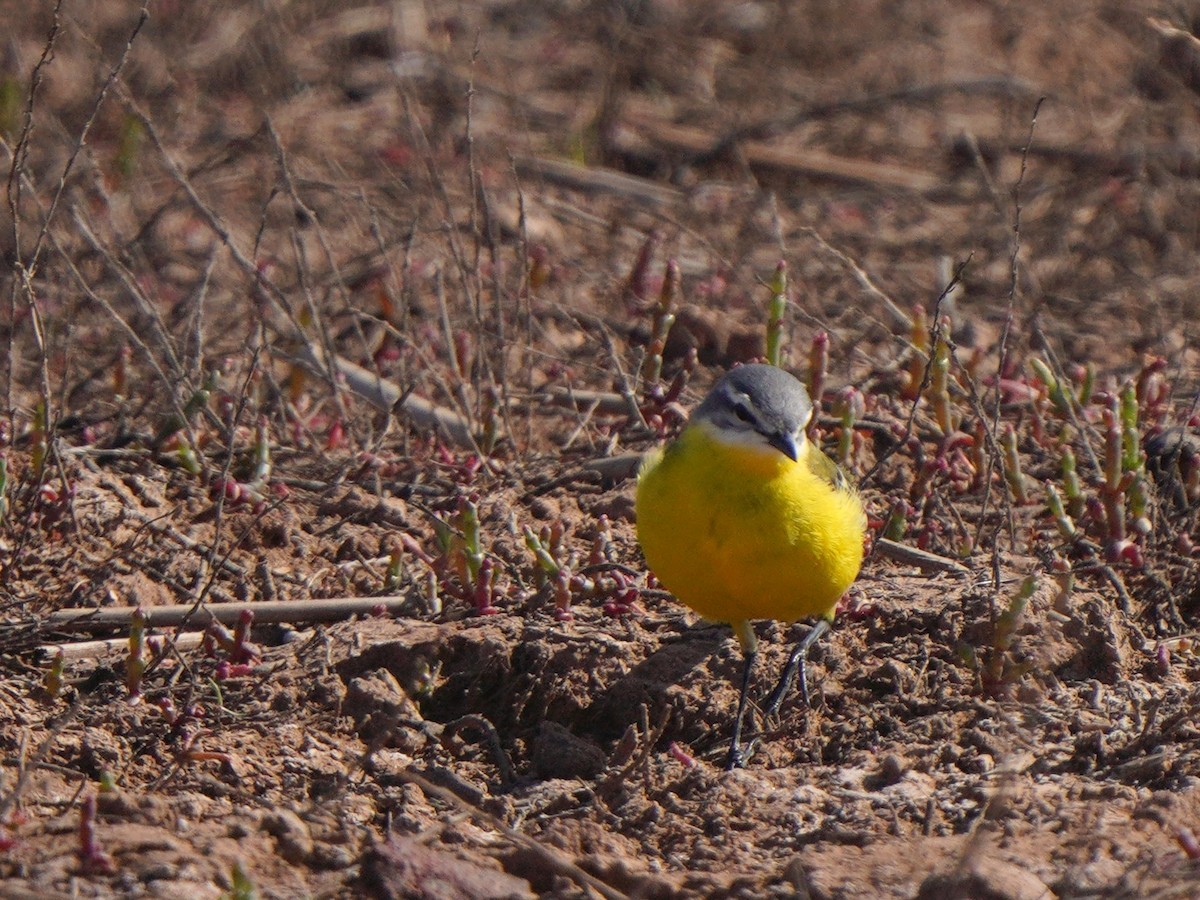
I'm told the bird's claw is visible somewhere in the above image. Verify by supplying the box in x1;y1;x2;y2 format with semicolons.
724;736;759;770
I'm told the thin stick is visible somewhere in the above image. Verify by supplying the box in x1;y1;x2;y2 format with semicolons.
296;343;476;448
45;596;413;633
873;537;972;575
38;631;207;662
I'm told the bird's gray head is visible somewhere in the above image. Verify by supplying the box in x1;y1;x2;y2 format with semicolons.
691;364;813;460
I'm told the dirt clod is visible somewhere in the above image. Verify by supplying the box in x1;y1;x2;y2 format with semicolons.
360;835;536;900
260;809;314;866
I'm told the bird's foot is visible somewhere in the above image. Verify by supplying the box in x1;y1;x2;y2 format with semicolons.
724;736;759;771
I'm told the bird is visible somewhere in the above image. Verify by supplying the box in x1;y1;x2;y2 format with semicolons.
635;363;866;769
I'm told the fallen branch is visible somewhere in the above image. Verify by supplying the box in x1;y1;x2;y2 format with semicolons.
625;117;942;192
295;343;477;449
874;537;972;575
37;631;206;663
539;385;631;416
513;155;684;207
45;596;412;633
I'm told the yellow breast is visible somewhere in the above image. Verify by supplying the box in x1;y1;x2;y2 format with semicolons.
635;426;865;625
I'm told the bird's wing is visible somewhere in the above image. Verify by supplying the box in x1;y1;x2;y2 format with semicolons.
807;445;853;492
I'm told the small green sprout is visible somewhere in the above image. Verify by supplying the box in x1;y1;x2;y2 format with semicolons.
883;501;911;541
928;317;957;436
126;607;147;703
1001;424;1028;504
1045;483;1077;540
1119;383;1141;473
1049;555;1075;614
384;537;404;592
224;861;259;900
960;575;1038;697
43;649;65;699
523;524;560;575
177;441;202;476
833;386;863;467
460;498;483;583
1074;363;1094;406
1030;358;1070;418
250;416;272;489
902;303;929;400
1060;446;1084;518
981;575;1037;696
765;260;788;368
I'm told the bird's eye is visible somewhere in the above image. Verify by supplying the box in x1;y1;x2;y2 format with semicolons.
733;404;753;423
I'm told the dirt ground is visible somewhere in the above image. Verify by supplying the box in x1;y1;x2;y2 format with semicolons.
3;1;1200;897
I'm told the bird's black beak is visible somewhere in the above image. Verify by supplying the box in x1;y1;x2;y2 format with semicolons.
768;431;800;461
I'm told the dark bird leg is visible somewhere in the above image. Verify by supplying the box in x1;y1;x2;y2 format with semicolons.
764;618;830;717
725;647;757;770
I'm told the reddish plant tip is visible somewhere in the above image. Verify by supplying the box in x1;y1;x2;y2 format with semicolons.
453;330;472;378
626;230;663;311
667;742;696;768
445;455;483;484
1141;355;1168;374
211;476;247;505
326;419;346;451
229;609;259;664
1156;643;1171;678
473;557;499;616
602;588;642;618
940;431;975;455
215;661;256;680
838;590;876;621
554;571;574;621
1106;539;1144;568
1175;826;1200;860
77;794;116;875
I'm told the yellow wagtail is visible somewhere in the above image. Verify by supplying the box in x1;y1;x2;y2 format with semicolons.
636;364;866;768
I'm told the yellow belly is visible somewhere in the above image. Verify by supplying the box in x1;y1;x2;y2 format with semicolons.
635;427;865;625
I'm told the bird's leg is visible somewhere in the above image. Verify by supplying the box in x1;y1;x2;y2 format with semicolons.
726;621;759;770
725;647;756;770
764;618;830;717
